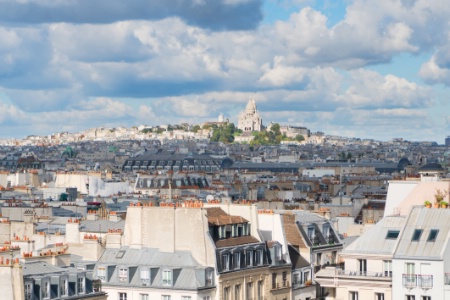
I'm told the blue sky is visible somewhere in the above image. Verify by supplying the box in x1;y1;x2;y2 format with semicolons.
0;0;449;143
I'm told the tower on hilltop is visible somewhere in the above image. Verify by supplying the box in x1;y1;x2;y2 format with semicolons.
237;98;263;132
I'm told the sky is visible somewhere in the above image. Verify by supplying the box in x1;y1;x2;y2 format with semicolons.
0;0;449;143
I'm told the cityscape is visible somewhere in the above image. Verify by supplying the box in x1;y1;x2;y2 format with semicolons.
1;0;450;300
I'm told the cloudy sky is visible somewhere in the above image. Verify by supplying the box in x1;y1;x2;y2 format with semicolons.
0;0;449;142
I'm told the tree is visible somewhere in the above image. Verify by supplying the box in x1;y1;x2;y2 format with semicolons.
192;125;201;133
295;134;305;142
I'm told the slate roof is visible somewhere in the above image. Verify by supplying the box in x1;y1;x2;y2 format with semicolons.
23;261;68;276
80;219;125;233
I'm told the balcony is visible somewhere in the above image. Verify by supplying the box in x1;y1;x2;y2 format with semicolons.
402;274;417;288
337;270;391;278
418;275;433;289
271;281;290;290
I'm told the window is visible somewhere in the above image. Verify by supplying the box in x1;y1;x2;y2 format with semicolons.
421;296;431;300
406;296;415;300
404;263;416;287
350;291;358;300
317;253;322;265
78;276;85;293
181;297;191;300
60;279;68;296
161;296;171;300
218;225;226;239
233;252;240;269
303;270;310;283
246;282;253;299
141;269;150;285
272;273;277;289
282;271;287;287
358;259;367;275
255;249;263;265
323;224;330;237
119;268;128;282
234;284;241;300
223;287;230;300
222;254;230;271
412;229;423;241
205;269;213;286
307;226;315;240
24;283;32;300
427;229;439;242
116;250;126;258
383;260;392;277
140;294;149;300
162;270;173;286
375;293;385;300
257;280;263;299
386;230;400;239
43;281;50;298
118;292;127;300
246;250;253;266
203;297;211;300
97;267;106;281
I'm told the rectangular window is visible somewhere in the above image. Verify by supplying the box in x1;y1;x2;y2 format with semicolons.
308;226;315;240
223;287;230;300
247;282;253;299
375;293;385;300
317;253;322;265
78;277;85;293
206;269;213;286
359;259;367;275
282;271;287;287
233;252;240;269
350;291;358;300
412;229;423;241
234;284;241;300
222;254;229;271
406;296;415;300
24;283;32;300
323;224;330;237
427;229;439;242
161;296;171;300
421;297;431;300
246;250;253;266
272;273;277;289
43;281;50;298
119;293;127;300
162;270;172;286
97;267;106;281
140;294;149;300
60;279;68;296
140;269;150;285
119;268;128;282
181;297;191;300
257;280;263;299
384;260;392;277
255;249;263;265
386;230;400;239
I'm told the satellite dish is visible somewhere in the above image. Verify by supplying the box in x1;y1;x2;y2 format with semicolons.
206;195;214;201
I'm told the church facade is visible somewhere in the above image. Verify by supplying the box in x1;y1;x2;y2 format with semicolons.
237;99;263;132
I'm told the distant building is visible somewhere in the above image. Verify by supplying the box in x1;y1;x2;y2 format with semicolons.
446;136;450;146
238;99;263;132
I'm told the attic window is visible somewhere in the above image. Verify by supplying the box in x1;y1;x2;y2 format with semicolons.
386;230;400;239
411;229;423;241
116;251;126;259
427;229;439;242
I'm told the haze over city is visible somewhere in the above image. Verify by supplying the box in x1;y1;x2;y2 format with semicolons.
0;0;449;142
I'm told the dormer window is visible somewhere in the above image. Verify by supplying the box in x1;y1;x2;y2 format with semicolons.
119;268;128;282
78;276;85;294
222;254;230;271
246;250;253;266
274;245;282;261
307;226;315;240
97;267;106;282
24;282;33;300
162;270;173;286
255;249;263;266
233;252;241;269
218;226;226;239
322;224;330;238
43;280;50;299
140;269;150;286
205;269;214;286
60;278;68;296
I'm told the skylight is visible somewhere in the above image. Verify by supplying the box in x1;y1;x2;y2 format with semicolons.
427;229;439;242
386;230;400;239
411;229;423;241
116;250;126;259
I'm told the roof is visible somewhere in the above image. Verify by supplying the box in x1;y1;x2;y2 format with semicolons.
282;214;307;249
215;236;260;248
342;215;406;255
418;163;445;172
205;207;248;226
80;219;125;233
23;261;67;276
394;206;450;260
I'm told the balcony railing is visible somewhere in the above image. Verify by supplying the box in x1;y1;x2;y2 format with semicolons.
418;275;433;288
402;274;417;288
445;273;450;285
337;270;392;278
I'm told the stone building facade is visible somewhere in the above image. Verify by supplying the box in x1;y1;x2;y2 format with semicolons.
238;99;263;132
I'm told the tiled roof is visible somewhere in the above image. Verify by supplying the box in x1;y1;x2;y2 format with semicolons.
282;214;307;249
206;207;249;225
215;236;260;248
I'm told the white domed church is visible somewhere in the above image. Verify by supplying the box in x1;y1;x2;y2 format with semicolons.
237;99;263;132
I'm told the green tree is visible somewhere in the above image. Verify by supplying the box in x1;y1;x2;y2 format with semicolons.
192;125;201;133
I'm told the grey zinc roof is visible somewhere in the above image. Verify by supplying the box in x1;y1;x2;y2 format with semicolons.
80;219;125;233
275;210;327;224
23;261;66;276
96;247;210;290
394;206;450;260
342;215;406;255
